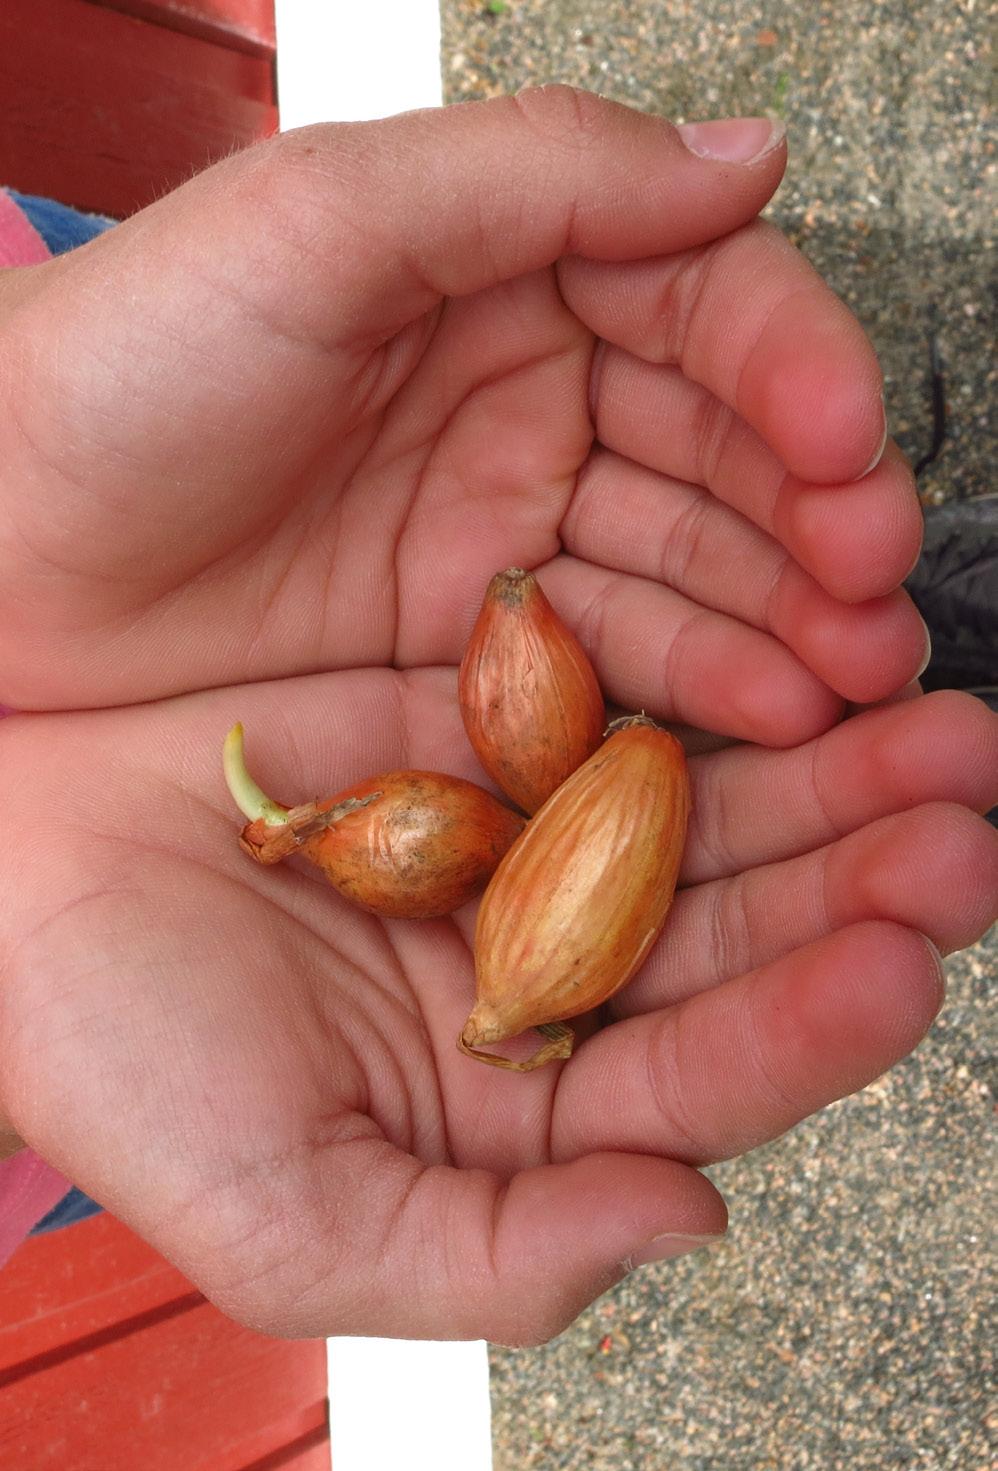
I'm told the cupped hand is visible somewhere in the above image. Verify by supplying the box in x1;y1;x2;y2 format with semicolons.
1;91;992;1345
0;90;924;737
0;677;995;1344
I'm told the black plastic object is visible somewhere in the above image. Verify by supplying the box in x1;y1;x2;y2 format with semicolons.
906;494;997;827
907;494;998;694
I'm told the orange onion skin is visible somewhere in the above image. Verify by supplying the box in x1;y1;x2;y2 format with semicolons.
241;771;525;919
462;720;690;1050
459;568;604;815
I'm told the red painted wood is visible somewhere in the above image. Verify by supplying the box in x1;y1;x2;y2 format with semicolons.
240;1426;332;1471
0;1213;330;1471
92;0;277;59
0;0;277;217
0;1213;193;1374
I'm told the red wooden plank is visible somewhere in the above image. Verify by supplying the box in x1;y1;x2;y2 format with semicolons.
91;0;277;59
0;1306;329;1470
0;1212;193;1373
0;1213;330;1471
240;1424;332;1471
0;0;277;217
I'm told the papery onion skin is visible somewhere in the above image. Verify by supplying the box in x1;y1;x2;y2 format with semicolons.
240;770;525;920
460;718;689;1062
459;568;605;815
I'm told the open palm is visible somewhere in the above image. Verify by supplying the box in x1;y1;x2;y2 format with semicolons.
1;93;995;1342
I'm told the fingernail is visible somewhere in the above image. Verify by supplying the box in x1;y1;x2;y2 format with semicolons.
624;1232;725;1270
920;933;946;1013
854;392;888;480
677;117;785;164
916;618;933;679
921;933;945;977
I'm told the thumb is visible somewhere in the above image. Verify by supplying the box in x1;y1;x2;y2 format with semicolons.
28;90;785;355
148;89;785;347
202;1141;727;1345
0;90;785;464
252;91;787;341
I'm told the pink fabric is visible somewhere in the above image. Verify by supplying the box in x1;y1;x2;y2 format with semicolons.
0;190;49;266
0;1154;73;1267
0;193;72;1264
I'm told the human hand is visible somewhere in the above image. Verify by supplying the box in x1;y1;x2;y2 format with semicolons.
0;90;925;728
1;677;995;1341
2;92;994;1344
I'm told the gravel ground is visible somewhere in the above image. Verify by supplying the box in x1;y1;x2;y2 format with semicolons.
440;3;996;1467
487;940;996;1471
442;0;993;502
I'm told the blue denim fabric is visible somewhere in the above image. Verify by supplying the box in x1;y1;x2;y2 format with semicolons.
8;191;117;1234
5;189;116;254
31;1186;104;1234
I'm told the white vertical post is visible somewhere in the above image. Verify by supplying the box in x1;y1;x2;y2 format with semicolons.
326;1336;494;1471
269;3;493;1468
275;0;444;130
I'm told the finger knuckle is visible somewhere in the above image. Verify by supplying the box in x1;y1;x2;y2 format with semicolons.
511;84;607;152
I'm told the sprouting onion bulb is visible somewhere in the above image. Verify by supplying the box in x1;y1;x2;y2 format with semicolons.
222;724;525;920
